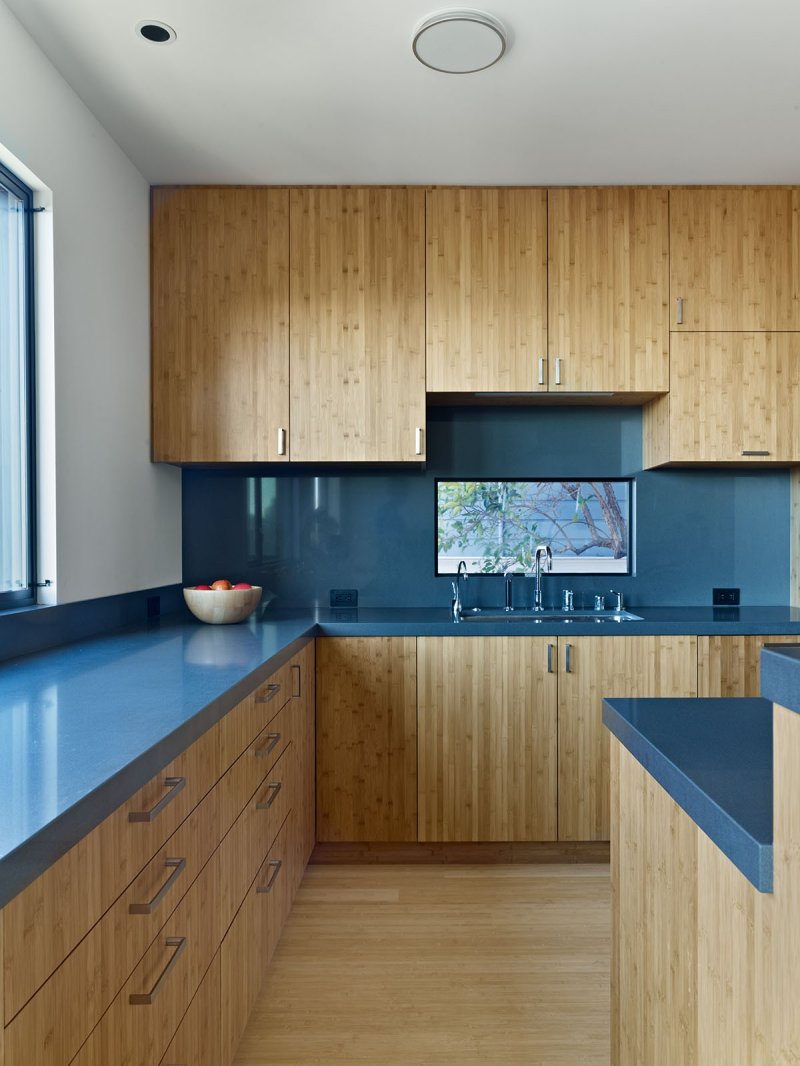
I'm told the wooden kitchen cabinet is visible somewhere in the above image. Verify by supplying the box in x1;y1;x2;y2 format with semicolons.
698;634;800;696
151;186;290;463
316;637;417;842
670;186;800;331
548;187;669;393
290;186;426;461
643;332;800;466
417;637;558;842
426;187;548;393
557;635;698;841
160;952;221;1066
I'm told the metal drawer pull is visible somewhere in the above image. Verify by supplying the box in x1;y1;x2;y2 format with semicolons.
255;731;281;757
255;682;281;704
741;450;770;457
256;858;283;894
292;663;301;698
415;427;424;456
547;643;554;674
129;937;186;1005
277;427;287;456
537;356;545;386
129;858;186;915
555;357;563;385
565;643;573;673
128;777;186;823
676;296;684;325
256;781;282;810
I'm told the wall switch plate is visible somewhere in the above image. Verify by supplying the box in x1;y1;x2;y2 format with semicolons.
712;587;740;606
330;588;358;608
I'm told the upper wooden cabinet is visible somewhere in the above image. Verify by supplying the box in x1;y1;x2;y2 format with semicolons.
151;187;290;463
548;187;669;393
644;332;800;465
426;187;548;392
290;187;426;461
670;187;800;331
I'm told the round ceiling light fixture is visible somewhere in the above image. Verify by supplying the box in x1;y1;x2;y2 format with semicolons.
135;20;177;44
412;9;506;74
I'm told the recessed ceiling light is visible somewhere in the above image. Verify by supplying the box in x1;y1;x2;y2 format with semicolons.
135;20;176;45
412;10;507;74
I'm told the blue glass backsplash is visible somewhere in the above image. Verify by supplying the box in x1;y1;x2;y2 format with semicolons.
182;406;790;608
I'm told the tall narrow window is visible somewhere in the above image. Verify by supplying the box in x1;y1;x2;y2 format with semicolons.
0;161;35;608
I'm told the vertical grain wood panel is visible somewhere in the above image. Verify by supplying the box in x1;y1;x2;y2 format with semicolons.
160;951;221;1066
151;186;289;462
426;187;548;392
417;637;557;842
316;637;417;842
548;187;669;392
290;642;316;895
290;187;426;461
697;635;800;697
670;187;800;331
641;392;671;468
667;332;800;463
559;636;697;841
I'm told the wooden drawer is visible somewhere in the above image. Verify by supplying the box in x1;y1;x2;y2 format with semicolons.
263;809;294;965
159;951;221;1066
219;743;295;936
220;814;292;1063
70;846;221;1066
4;723;219;1022
218;696;295;837
5;785;219;1066
219;657;298;773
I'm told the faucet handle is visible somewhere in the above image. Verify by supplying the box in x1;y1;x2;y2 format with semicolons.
609;589;624;611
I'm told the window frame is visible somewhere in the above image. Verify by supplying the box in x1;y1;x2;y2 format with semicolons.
0;159;37;610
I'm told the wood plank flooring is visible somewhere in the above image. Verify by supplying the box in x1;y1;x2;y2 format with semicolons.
233;864;610;1065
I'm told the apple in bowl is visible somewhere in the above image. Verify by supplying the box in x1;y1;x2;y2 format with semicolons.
183;581;262;624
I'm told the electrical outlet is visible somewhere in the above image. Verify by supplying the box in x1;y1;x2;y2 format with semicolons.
330;588;358;608
712;587;740;606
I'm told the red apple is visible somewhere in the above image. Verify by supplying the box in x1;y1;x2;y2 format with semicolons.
211;579;232;591
233;582;252;590
194;584;212;590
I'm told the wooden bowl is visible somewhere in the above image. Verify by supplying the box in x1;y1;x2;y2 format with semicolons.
183;585;262;625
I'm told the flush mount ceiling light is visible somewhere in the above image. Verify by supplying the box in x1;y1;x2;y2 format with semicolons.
135;20;177;44
412;9;507;74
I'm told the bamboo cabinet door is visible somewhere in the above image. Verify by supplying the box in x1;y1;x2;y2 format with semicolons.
151;186;290;463
670;186;800;331
698;634;800;696
666;332;800;462
547;186;669;393
557;635;697;841
417;637;558;842
290;187;426;462
426;187;548;392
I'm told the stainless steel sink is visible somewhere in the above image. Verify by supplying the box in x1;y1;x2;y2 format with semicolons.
458;608;643;623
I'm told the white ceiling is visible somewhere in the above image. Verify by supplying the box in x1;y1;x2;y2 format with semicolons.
6;0;800;185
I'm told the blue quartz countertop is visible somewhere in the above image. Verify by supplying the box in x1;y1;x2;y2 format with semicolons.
2;603;800;908
603;696;773;891
761;644;800;715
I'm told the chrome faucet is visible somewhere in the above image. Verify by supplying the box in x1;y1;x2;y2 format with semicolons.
451;560;468;622
532;544;553;611
503;562;525;611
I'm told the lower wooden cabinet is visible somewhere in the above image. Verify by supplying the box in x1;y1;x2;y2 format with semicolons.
698;634;800;696
160;952;221;1066
417;636;558;842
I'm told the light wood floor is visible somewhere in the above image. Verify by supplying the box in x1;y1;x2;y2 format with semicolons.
233;864;610;1065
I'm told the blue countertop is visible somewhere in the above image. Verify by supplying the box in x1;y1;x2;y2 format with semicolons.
603;696;774;891
3;603;800;908
761;644;800;715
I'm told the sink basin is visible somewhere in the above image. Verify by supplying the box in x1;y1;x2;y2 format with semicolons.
458;608;643;624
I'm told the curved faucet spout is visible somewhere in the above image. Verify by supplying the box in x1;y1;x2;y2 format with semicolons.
452;560;469;622
532;544;553;611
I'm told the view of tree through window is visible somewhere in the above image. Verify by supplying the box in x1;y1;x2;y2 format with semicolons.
437;480;632;575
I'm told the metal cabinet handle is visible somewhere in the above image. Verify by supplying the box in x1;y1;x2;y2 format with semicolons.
676;296;684;325
291;663;301;698
256;858;283;894
129;937;186;1005
741;450;770;457
255;682;281;704
256;781;283;810
555;357;562;386
277;427;287;456
254;731;281;758
129;858;186;915
538;356;545;386
565;643;573;673
415;427;424;456
128;777;185;823
547;643;554;674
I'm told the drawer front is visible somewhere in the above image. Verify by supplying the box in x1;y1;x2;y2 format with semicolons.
4;723;219;1021
219;743;295;936
263;810;294;967
219;658;296;773
219;697;295;837
159;952;221;1066
5;785;219;1066
220;814;292;1064
71;847;221;1066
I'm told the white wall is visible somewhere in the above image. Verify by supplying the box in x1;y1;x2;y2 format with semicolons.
0;1;181;604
